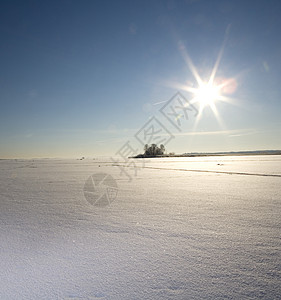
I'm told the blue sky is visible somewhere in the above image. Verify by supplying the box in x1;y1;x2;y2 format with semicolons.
0;0;281;158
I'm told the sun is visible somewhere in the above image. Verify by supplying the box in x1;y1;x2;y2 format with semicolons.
194;82;221;108
162;38;238;129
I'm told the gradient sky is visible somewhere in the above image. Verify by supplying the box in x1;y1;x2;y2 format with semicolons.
1;0;281;158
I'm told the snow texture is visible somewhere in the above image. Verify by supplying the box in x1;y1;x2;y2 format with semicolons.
0;156;280;299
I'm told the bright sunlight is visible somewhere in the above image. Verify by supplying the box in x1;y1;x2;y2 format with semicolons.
194;82;221;108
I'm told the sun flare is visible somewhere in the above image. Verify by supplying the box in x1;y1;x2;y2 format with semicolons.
194;82;221;108
162;39;238;131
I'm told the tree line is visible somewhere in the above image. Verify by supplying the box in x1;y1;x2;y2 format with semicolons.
143;144;165;156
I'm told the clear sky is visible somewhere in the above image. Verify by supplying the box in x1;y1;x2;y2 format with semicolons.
1;0;281;158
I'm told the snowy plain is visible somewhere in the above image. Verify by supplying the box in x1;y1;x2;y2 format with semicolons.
0;155;281;299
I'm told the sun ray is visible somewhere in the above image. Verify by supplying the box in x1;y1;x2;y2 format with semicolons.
209;102;226;130
209;43;225;86
166;81;198;94
173;28;237;131
179;48;237;128
179;47;203;86
188;106;203;149
216;95;240;106
157;79;199;95
191;100;204;133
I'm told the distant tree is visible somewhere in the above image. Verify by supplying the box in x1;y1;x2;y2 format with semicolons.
143;144;165;157
151;144;157;156
160;144;165;154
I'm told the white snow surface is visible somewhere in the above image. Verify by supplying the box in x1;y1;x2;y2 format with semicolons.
0;156;281;299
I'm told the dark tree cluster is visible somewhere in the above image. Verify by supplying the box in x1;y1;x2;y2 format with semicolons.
144;144;165;156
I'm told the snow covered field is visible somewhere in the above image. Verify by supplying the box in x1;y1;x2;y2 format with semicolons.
0;156;280;299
